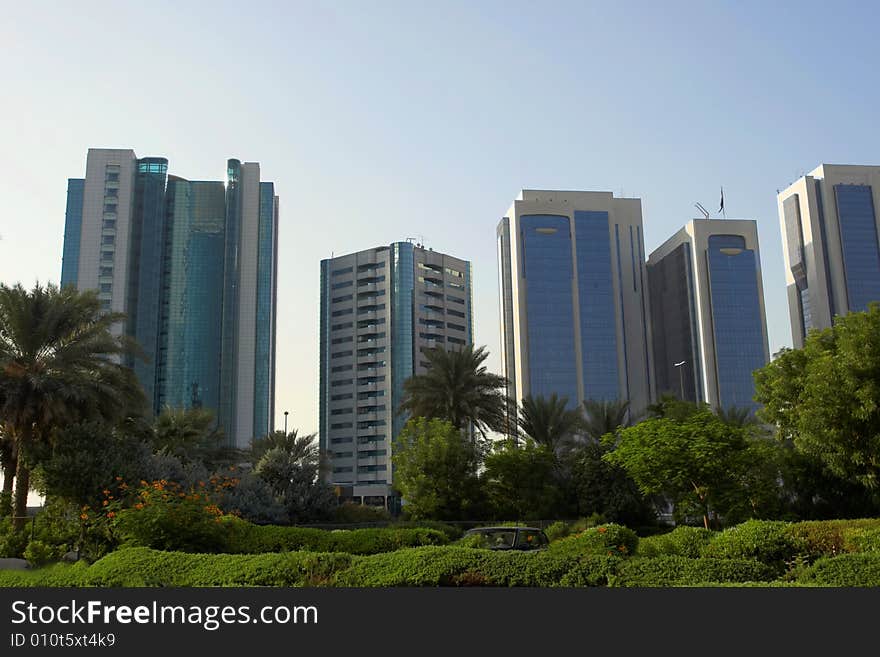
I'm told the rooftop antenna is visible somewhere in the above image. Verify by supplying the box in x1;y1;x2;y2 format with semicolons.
694;203;710;220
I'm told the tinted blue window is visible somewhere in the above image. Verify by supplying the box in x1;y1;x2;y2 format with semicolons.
834;184;880;312
574;211;618;401
253;182;276;440
521;215;577;405
61;178;84;288
391;242;414;439
707;235;766;411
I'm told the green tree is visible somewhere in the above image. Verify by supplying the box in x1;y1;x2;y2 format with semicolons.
392;417;484;520
603;410;778;529
484;439;561;520
582;399;633;441
400;345;507;437
568;441;657;526
254;430;334;523
0;424;15;516
152;406;238;470
0;283;144;530
518;394;583;452
755;305;880;491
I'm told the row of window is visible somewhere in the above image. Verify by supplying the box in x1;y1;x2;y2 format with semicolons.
329;405;387;416
333;465;388;474
329;436;387;446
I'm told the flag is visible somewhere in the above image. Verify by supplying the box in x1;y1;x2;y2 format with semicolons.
719;186;724;214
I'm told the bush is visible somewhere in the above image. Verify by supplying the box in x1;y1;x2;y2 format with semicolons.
613;556;776;587
391;520;463;541
83;548;354;587
333;503;391;523
844;527;880;554
222;518;448;555
543;521;570;543
798;554;880;587
23;540;60;567
0;528;29;558
637;526;714;558
702;520;806;570
548;524;638;558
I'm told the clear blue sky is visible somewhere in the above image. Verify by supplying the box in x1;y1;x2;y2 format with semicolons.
2;1;879;435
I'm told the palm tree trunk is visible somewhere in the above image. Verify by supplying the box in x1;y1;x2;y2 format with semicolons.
12;456;30;532
0;456;14;517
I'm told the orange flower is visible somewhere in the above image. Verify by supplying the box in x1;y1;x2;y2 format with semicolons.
102;500;109;506
106;511;116;519
80;513;88;520
597;526;607;534
134;503;144;510
102;489;111;495
115;476;123;481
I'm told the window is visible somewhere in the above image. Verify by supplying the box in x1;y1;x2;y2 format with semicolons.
330;437;353;445
103;219;116;230
357;436;383;444
447;295;465;305
357;346;386;357
357;375;385;385
104;188;118;198
333;451;353;459
448;336;466;345
330;379;353;388
333;467;354;474
447;309;466;318
103;203;117;213
357;464;387;473
445;267;463;278
447;281;465;290
331;365;352;373
102;235;115;245
331;422;353;430
357;361;386;371
100;300;111;311
331;308;353;317
100;283;112;293
331;266;353;277
357;318;386;329
419;333;445;342
358;389;386;400
332;294;353;303
105;172;120;182
331;322;353;331
357;276;386;286
331;393;353;401
357;404;385;414
357;262;385;272
99;266;113;278
331;281;353;290
358;304;386;314
332;350;353;359
101;251;114;262
330;408;352;416
358;449;387;458
447;322;466;332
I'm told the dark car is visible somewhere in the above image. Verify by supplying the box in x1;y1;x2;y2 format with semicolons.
463;526;550;551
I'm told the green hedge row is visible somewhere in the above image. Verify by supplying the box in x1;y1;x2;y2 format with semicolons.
0;546;784;588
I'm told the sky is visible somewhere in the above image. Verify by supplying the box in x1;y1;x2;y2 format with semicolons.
2;0;879;437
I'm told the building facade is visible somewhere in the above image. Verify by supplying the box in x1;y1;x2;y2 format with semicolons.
497;190;654;427
319;242;473;508
778;164;880;347
647;219;769;412
61;148;278;447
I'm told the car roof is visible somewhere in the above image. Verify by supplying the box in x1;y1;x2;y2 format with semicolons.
466;526;544;532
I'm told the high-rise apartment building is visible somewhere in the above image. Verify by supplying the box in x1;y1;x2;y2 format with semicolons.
319;242;473;509
61;148;278;447
497;190;654;426
778;164;880;347
647;219;769;412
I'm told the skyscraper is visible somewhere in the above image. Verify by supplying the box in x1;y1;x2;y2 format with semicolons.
319;241;473;509
61;148;278;447
647;219;769;412
778;164;880;347
497;190;654;426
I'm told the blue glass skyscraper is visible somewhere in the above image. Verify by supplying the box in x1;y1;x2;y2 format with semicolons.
647;219;769;412
61;149;278;448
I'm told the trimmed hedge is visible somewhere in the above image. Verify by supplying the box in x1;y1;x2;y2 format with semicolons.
613;556;776;587
220;520;448;555
702;520;805;571
548;524;638;558
797;554;880;587
787;519;880;560
637;526;715;558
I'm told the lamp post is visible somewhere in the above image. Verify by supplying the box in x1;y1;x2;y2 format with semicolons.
283;411;289;435
673;361;687;400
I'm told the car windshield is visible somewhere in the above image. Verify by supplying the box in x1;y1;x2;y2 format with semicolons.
468;529;517;548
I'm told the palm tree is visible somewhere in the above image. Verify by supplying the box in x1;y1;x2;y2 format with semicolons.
250;428;321;467
0;283;144;530
152;406;238;468
582;399;632;441
715;405;758;427
518;394;584;452
0;424;15;516
399;345;507;438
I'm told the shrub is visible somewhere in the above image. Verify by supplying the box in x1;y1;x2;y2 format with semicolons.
702;520;806;570
222;518;448;555
842;527;880;554
543;521;570;543
333;547;492;586
798;554;880;587
785;519;880;561
613;556;776;587
0;529;29;558
112;481;227;553
23;540;60;567
637;526;714;558
548;524;638;558
333;503;391;523
0;562;90;587
557;556;622;587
